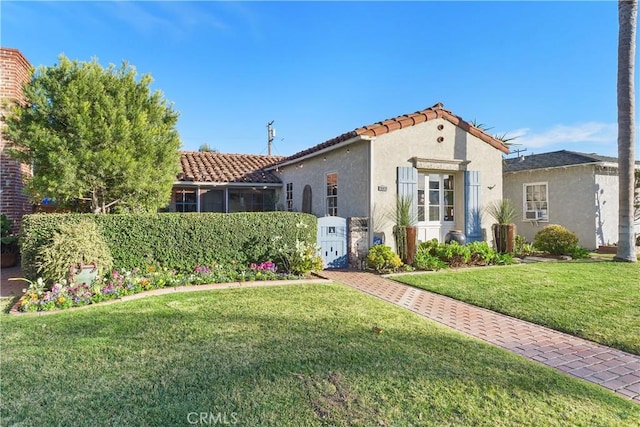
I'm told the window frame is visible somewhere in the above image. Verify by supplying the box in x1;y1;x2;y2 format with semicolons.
173;188;198;212
285;183;294;211
523;182;549;221
326;172;338;216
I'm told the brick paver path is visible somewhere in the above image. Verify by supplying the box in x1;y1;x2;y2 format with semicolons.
319;269;640;403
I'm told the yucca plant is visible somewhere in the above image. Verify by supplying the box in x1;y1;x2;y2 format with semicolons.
485;199;518;253
486;199;518;225
388;195;418;264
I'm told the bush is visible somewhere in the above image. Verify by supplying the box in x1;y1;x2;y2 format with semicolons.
534;225;579;255
35;219;113;284
20;212;317;279
413;239;515;269
366;244;402;273
413;249;447;271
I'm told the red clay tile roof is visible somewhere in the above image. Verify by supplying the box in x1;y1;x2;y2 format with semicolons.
281;102;509;163
178;152;284;184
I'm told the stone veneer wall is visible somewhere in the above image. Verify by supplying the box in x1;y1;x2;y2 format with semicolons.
1;47;32;234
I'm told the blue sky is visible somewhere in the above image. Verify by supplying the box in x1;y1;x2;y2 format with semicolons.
2;1;637;158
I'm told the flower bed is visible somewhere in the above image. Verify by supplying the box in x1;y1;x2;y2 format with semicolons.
15;262;303;313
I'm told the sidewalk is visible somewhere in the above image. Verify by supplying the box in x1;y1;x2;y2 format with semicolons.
0;265;26;298
319;269;640;403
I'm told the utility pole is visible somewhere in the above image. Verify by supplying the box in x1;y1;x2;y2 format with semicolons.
267;121;275;155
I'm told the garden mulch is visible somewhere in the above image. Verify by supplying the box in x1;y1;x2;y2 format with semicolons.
319;269;640;404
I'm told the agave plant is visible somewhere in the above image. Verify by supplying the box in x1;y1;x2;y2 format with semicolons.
485;199;518;225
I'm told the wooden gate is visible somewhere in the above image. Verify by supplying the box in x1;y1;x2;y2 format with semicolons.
317;216;347;269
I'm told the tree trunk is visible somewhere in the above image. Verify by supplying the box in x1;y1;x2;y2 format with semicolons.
616;0;638;262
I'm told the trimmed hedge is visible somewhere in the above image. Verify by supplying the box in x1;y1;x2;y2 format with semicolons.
20;212;317;279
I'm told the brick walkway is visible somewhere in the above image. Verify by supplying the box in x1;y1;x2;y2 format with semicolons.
319;269;640;403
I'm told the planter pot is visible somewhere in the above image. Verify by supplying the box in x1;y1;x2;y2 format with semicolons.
406;226;417;265
445;230;466;245
0;252;18;268
492;223;516;253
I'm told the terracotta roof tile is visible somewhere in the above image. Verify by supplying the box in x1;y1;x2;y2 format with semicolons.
280;102;509;164
178;152;283;184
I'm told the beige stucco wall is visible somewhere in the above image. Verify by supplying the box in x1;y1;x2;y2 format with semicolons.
503;164;604;249
594;167;621;247
275;140;371;219
370;118;504;248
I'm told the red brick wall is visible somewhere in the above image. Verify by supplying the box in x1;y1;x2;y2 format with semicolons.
1;47;33;234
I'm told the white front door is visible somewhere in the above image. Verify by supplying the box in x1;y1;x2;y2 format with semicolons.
417;173;455;242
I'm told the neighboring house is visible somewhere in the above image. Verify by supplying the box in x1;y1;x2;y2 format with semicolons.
168;152;284;213
503;150;640;249
268;102;509;249
0;47;32;234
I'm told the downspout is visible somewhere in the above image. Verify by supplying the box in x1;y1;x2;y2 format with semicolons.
196;185;201;212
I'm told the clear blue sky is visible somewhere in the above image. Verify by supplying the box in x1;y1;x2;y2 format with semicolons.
2;1;637;158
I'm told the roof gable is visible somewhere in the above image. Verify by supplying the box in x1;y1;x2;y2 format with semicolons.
281;102;509;163
178;152;283;184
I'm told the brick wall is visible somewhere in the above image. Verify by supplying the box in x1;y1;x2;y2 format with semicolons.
1;47;32;234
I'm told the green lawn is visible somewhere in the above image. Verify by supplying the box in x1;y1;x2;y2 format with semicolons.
394;262;640;355
1;284;638;426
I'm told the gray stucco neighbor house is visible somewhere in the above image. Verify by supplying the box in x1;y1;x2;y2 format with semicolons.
503;150;640;249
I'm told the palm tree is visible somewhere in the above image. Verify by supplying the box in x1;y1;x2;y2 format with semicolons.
616;0;638;262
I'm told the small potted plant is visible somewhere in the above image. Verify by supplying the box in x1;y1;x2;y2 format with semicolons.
1;214;19;268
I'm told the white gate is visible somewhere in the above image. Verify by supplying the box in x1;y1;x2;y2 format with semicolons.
317;216;347;269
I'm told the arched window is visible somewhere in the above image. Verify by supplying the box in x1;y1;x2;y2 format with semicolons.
302;185;312;214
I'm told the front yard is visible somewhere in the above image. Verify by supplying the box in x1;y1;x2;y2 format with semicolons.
393;262;640;355
1;283;638;426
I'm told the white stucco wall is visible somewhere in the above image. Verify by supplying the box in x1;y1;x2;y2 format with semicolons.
503;164;605;249
594;167;621;247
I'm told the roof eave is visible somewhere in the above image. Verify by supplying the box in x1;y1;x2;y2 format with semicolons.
268;134;373;169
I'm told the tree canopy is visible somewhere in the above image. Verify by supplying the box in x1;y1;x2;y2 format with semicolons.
4;55;181;213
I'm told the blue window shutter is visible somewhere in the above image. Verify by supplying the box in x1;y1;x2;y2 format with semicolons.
464;171;482;242
397;166;418;220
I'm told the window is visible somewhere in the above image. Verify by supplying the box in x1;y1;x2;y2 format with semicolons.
201;189;224;212
523;182;548;221
286;183;293;211
417;173;454;222
174;188;197;212
228;189;275;213
326;173;338;216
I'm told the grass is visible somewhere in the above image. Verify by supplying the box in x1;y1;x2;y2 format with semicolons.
1;283;638;426
394;261;640;355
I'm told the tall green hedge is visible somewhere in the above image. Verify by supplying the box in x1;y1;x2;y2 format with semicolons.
20;212;317;279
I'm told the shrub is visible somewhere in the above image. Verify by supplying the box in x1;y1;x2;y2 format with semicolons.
534;225;579;255
514;235;534;257
366;244;402;273
35;219;113;284
276;240;324;275
434;241;471;267
413;249;447;271
20;212;316;279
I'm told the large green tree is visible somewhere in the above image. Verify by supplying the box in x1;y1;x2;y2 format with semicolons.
616;0;638;262
4;55;181;213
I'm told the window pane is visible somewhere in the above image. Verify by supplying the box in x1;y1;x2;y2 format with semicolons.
429;206;439;221
444;206;454;222
418;206;425;222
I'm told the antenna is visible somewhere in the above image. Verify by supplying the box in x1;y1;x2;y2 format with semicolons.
267;121;275;155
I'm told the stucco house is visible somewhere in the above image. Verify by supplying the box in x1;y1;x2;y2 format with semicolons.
169;103;509;253
503;150;640;249
268;102;509;249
